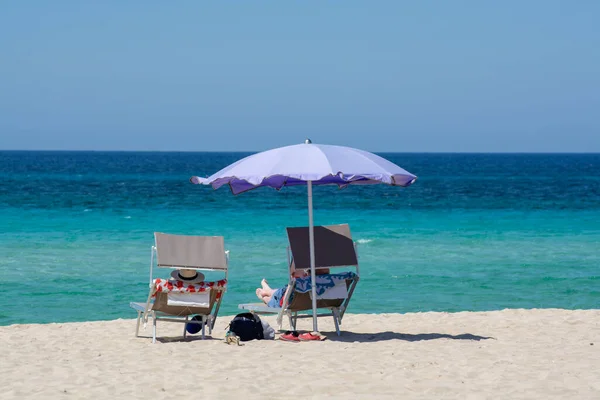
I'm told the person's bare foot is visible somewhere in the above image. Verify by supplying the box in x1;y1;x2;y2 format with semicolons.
261;279;270;291
256;288;264;301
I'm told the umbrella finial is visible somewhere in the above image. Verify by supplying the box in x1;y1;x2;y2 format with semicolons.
304;138;312;144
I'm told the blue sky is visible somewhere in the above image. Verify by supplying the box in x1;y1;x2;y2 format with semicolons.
0;1;598;152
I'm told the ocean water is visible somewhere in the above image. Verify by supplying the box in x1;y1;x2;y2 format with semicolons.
1;151;599;326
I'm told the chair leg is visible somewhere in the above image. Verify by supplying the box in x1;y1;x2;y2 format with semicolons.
152;313;157;344
201;315;207;339
332;309;341;336
292;312;298;330
288;313;294;331
276;312;283;331
135;311;141;337
183;315;188;338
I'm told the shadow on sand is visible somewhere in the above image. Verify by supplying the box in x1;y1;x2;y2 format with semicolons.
151;335;219;344
143;331;494;344
322;331;495;343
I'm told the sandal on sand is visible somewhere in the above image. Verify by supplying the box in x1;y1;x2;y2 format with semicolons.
299;332;325;341
280;331;300;342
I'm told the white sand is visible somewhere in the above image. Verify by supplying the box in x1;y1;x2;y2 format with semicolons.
1;309;599;399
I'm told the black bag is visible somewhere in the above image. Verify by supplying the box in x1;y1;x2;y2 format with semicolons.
228;312;265;342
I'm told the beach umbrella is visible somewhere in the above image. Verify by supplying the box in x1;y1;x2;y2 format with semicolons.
190;139;417;333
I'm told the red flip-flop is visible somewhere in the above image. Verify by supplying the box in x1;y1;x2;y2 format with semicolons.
299;332;325;341
279;331;300;342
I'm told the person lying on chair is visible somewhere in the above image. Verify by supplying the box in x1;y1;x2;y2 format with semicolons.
255;263;330;308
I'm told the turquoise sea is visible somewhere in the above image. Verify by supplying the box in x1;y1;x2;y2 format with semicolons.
1;151;599;326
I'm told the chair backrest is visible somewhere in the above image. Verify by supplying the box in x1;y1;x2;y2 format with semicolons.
286;224;358;269
154;232;228;271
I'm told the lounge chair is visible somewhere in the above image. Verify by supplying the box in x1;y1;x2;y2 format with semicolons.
239;224;359;336
130;232;229;343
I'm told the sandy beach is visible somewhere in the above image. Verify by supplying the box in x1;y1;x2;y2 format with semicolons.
1;309;598;399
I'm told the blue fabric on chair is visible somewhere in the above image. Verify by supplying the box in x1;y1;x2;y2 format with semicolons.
294;272;356;295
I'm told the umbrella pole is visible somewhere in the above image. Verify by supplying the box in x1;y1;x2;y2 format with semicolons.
307;180;318;333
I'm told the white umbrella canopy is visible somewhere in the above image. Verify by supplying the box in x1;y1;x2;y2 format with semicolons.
191;140;417;332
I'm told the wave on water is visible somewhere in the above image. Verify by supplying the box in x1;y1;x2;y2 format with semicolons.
356;239;373;244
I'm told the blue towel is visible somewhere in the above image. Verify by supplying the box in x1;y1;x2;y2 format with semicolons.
294;272;356;295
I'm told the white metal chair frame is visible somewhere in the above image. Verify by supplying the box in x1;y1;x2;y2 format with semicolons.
131;236;229;343
275;244;360;335
239;225;360;336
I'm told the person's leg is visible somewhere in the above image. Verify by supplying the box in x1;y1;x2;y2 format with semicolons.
258;279;276;297
256;279;284;305
256;288;274;303
266;286;287;308
256;288;273;304
261;294;273;305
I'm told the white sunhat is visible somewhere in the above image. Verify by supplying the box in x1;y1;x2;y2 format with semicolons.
170;269;205;284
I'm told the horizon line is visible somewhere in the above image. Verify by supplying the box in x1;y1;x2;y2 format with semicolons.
1;149;599;155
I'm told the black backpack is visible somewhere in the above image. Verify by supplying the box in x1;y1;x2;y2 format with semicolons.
228;312;265;342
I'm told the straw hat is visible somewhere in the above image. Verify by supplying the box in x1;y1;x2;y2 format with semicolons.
170;269;205;284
